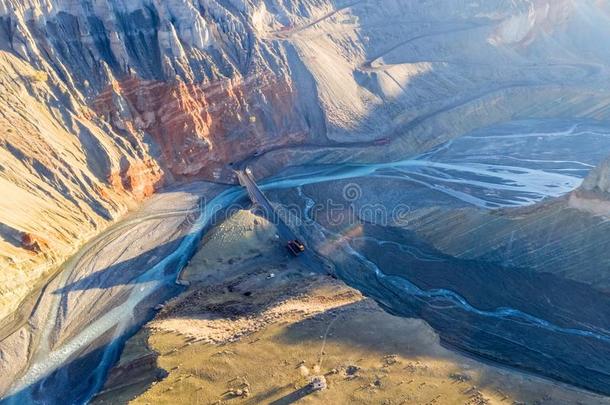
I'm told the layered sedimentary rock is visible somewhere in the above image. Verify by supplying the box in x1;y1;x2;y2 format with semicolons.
2;0;610;322
0;51;164;320
0;0;321;320
92;74;309;180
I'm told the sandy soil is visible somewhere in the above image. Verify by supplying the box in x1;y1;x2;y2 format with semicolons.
94;209;610;405
0;182;227;401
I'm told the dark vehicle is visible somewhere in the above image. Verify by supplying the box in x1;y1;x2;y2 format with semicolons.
286;239;306;256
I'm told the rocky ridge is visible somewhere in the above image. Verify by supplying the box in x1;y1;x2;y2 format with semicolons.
2;0;610;321
0;0;322;320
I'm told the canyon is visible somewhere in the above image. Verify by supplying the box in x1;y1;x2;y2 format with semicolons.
2;0;610;321
2;0;610;403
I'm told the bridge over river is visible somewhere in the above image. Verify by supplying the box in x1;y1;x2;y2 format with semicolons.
235;168;329;271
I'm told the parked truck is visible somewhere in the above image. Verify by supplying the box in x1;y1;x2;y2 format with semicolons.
286;239;306;256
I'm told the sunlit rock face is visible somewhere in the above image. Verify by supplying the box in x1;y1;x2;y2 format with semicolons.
1;0;610;320
91;74;310;180
0;51;165;321
0;0;323;176
582;156;610;195
569;156;610;217
0;0;324;320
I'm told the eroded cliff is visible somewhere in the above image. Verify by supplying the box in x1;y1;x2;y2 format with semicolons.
0;0;324;320
2;0;610;322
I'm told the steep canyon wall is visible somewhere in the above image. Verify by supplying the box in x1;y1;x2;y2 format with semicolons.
2;0;610;321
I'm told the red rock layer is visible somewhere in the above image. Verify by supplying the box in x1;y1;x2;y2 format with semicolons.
108;159;164;201
93;73;308;182
21;232;49;254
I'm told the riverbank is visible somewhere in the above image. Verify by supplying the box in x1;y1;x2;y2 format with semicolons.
0;182;234;402
94;209;608;405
